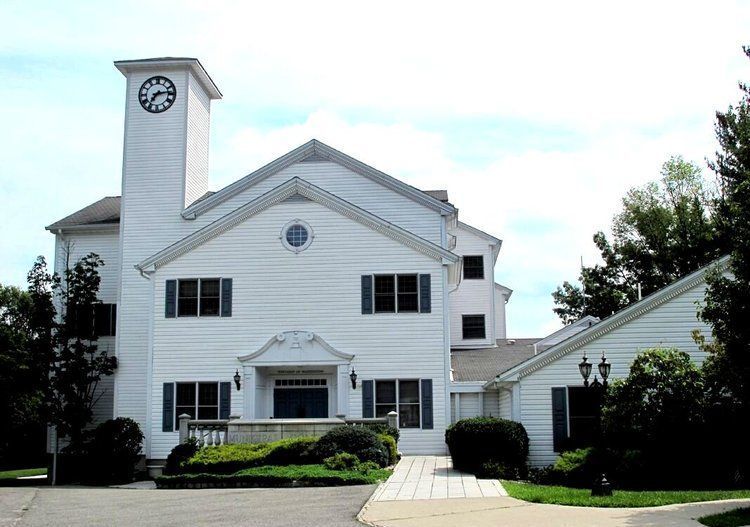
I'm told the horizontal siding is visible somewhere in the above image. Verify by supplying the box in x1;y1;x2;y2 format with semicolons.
449;224;495;347
184;72;210;207
195;161;443;245
494;288;507;340
498;390;512;419
483;390;499;417
519;281;712;467
149;199;448;458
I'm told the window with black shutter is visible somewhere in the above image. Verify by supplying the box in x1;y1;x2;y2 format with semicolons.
463;255;484;279
374;275;396;313
178;280;199;317
94;303;117;336
462;314;486;339
174;278;229;318
175;382;220;428
199;279;220;316
567;386;602;448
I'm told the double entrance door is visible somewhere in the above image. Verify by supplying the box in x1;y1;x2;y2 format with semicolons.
273;388;328;418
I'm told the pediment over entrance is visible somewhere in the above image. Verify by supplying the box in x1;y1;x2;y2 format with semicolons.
237;331;354;366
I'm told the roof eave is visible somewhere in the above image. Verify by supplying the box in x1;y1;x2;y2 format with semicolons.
45;223;120;233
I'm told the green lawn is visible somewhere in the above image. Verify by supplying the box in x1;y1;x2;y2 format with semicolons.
699;508;750;527
0;468;47;481
502;481;750;508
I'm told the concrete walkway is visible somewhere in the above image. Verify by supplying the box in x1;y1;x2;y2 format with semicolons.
370;456;507;501
360;495;750;527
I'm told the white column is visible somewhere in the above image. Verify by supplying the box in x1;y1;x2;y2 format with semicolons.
242;365;256;419
337;364;350;417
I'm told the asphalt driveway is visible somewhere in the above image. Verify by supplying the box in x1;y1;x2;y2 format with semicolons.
0;484;376;527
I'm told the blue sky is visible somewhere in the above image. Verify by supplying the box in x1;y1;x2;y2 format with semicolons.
1;1;748;336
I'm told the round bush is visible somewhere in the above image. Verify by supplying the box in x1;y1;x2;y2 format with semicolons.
81;417;144;484
445;417;529;478
164;437;199;475
323;452;359;471
313;426;389;467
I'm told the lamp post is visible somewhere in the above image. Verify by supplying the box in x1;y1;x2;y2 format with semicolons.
233;369;241;391
349;367;358;390
578;351;613;497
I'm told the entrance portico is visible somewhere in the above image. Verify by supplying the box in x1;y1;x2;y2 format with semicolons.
237;331;354;420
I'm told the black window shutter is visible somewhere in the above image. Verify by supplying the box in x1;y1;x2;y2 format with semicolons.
221;278;233;317
419;274;431;313
162;383;174;432
219;382;231;419
361;275;373;314
165;280;177;318
421;379;433;429
552;387;568;452
362;380;374;418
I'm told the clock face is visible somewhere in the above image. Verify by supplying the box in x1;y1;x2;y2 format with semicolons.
138;76;176;113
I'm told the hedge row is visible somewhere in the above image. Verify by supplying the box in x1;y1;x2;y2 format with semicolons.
155;464;391;489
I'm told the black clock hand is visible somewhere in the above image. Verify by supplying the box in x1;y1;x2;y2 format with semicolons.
150;90;167;102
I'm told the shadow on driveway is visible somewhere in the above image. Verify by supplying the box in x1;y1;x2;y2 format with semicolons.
0;485;376;527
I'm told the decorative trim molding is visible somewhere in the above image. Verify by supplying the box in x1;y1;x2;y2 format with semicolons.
237;331;355;363
181;139;455;219
493;256;731;383
136;177;459;272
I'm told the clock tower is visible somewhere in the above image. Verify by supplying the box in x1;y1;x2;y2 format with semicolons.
113;58;222;451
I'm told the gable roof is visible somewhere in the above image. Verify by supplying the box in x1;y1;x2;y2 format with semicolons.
534;315;600;350
45;197;121;231
137;177;459;272
45;192;218;232
495;282;513;300
181;139;456;220
490;256;731;385
451;338;542;382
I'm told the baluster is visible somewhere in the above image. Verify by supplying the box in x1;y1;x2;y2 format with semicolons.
198;427;205;447
206;427;214;446
189;427;196;441
214;429;221;446
223;427;229;445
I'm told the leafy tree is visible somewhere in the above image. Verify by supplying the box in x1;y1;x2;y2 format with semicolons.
48;252;117;445
601;348;705;450
553;156;723;323
699;46;750;478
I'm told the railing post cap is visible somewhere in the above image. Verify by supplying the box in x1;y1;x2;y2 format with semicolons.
178;413;191;419
387;411;398;416
229;414;241;421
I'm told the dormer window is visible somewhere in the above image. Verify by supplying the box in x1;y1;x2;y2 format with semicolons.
463;255;484;279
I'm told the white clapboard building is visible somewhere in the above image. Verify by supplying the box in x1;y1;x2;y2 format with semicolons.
46;57;513;463
46;57;720;468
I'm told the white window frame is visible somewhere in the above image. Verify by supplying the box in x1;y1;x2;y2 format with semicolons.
280;219;314;253
374;379;422;429
177;278;222;318
462;314;486;339
174;381;220;427
373;274;420;314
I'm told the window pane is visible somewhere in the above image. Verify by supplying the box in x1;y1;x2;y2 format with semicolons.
175;406;195;425
179;280;198;297
397;275;418;312
462;315;486;339
200;279;220;297
398;380;420;404
198;383;218;406
374;275;396;313
376;381;396;404
376;404;397;418
463;255;484;279
176;383;196;406
178;280;198;317
285;224;309;247
399;404;420;428
94;303;114;336
198;406;218;419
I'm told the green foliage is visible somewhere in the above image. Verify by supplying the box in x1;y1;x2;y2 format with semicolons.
699;507;750;527
185;437;317;475
155;464;392;488
164;438;199;475
362;423;400;443
553;155;723;323
602;348;705;450
0;277;51;468
312;426;389;467
445;417;529;478
700;46;750;485
502;480;750;508
323;452;359;471
63;418;144;484
378;433;398;466
39;252;118;445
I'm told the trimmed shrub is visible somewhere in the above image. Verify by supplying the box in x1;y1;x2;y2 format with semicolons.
164;438;199;475
155;464;391;489
445;417;528;479
312;426;389;467
185;437;317;475
65;417;144;484
378;434;398;466
323;453;359;471
363;424;400;443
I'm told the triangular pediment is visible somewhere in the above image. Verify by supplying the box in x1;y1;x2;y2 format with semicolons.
237;331;354;366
